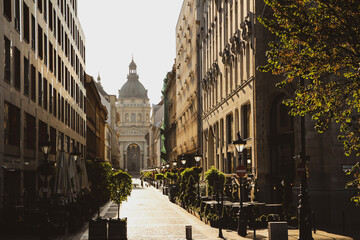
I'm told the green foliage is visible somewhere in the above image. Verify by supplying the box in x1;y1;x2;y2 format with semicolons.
164;171;178;183
345;162;360;206
109;170;132;219
184;175;197;207
86;160;112;205
259;0;360;206
155;173;164;181
177;167;201;207
205;166;226;193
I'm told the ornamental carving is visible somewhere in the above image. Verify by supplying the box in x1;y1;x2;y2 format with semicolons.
240;17;252;41
219;44;234;66
230;30;246;55
214;0;221;12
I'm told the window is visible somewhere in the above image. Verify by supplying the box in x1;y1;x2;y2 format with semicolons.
38;72;42;107
31;15;36;50
43;78;48;110
3;0;11;21
38;121;47;151
57;55;61;82
4;102;20;146
58;131;64;151
49;1;53;31
57;18;61;45
43;0;47;22
50;127;56;155
49;42;53;72
131;113;136;123
38;25;43;59
30;65;36;102
53;88;57;117
14;0;20;31
4;36;11;83
44;34;48;66
61;96;64;122
38;0;42;13
138;113;142;122
226;114;233;144
24;56;29;96
24;112;36;150
49;83;52;113
23;2;30;42
125;113;129;122
14;47;21;90
242;104;251;139
54;50;57;75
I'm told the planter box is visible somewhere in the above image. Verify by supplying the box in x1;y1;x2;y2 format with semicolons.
89;218;108;240
108;218;127;240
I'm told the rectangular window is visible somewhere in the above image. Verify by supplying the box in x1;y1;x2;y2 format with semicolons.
43;0;47;22
57;18;61;45
58;131;64;151
49;1;53;31
38;0;42;13
50;127;56;155
49;83;52;114
65;33;68;57
38;72;42;107
38;120;47;151
57;56;61;82
242;104;251;139
24;112;36;150
53;10;56;36
64;100;67;125
24;56;29;96
54;50;57;75
14;0;20;31
4;36;11;83
31;15;36;50
58;93;61;120
30;65;36;102
3;0;11;21
14;47;21;90
61;96;64;122
43;78;48;110
49;42;53;72
4;102;20;146
44;34;48;66
23;2;29;42
65;66;68;90
53;88;57;117
38;25;43;59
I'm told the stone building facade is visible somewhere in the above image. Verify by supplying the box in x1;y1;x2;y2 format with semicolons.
0;0;86;205
149;101;164;168
85;73;107;161
116;59;151;174
163;66;177;164
197;0;360;227
175;0;203;166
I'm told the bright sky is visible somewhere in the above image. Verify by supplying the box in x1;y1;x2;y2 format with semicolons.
78;0;184;105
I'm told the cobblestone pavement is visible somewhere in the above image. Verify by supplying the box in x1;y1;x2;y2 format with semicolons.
72;178;354;240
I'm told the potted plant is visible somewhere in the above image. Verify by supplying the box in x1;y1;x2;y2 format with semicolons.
108;170;132;240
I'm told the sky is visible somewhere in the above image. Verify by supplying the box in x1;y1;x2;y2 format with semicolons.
78;0;184;105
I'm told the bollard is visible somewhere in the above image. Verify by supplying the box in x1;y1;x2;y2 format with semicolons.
186;225;192;240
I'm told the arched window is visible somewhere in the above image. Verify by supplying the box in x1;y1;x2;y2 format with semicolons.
131;113;136;122
125;113;129;122
138;113;142;122
146;113;149;122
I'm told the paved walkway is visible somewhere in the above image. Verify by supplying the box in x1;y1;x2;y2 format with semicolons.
72;178;354;240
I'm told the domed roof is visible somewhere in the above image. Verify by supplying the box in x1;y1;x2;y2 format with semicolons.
118;59;148;99
118;80;148;99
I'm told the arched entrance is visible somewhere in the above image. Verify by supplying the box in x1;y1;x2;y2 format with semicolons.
127;143;140;173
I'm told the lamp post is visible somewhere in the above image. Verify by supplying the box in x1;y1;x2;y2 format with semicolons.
194;150;202;201
233;132;247;237
37;131;53;240
181;154;186;166
172;158;178;169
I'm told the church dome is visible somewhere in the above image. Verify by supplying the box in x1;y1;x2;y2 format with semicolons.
118;59;148;99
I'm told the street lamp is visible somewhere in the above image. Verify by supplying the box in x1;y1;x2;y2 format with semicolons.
166;162;170;168
181;154;186;166
172;158;177;168
71;146;80;161
233;131;247;237
194;150;202;201
37;131;53;240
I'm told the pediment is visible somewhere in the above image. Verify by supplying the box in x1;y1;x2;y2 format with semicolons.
119;128;147;136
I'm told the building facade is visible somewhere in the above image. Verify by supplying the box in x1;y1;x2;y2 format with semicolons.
198;0;360;227
85;73;107;161
116;59;151;174
149;101;164;168
175;0;203;166
163;66;177;164
0;0;86;206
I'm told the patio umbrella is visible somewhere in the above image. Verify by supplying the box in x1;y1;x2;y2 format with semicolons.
78;158;90;191
54;151;69;196
68;155;80;202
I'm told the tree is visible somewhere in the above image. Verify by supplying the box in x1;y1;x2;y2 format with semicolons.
109;170;132;219
258;0;360;205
